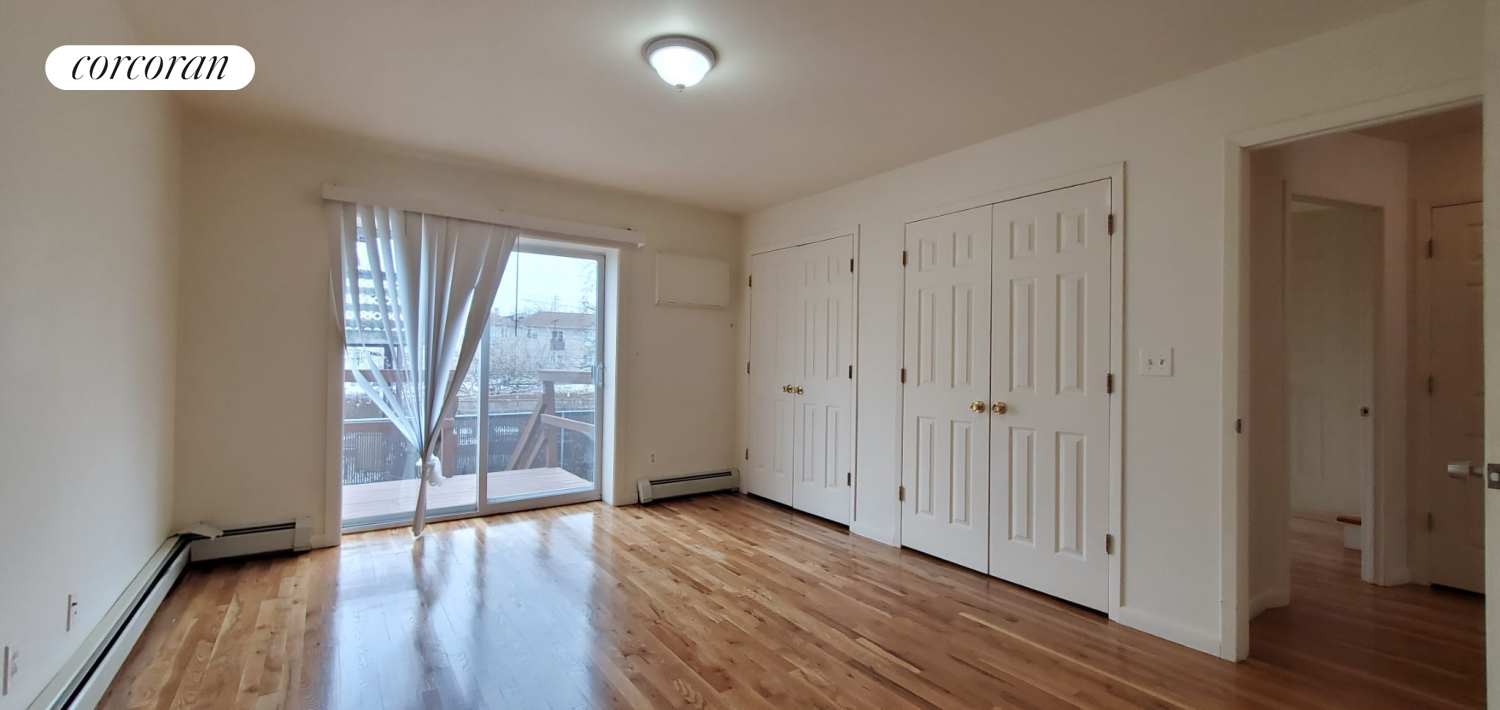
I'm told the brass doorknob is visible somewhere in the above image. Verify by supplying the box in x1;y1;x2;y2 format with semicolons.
992;401;1009;414
969;400;986;413
795;386;804;395
782;384;792;393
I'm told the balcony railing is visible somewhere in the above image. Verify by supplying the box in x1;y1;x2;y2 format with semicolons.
342;408;596;486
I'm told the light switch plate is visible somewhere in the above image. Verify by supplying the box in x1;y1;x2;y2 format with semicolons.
1140;349;1173;377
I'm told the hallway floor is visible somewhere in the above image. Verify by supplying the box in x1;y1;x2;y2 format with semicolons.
1248;517;1485;708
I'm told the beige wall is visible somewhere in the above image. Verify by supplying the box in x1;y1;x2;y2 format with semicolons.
0;0;180;706
1410;129;1485;205
740;0;1482;657
1247;132;1411;618
173;117;740;542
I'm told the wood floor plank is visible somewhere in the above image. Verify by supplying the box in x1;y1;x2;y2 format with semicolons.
100;495;1483;709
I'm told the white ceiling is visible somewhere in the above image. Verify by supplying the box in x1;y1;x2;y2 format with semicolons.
120;0;1421;214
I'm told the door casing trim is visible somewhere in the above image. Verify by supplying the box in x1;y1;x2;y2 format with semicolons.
1222;77;1484;661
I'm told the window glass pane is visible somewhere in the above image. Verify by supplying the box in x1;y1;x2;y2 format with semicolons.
484;251;599;502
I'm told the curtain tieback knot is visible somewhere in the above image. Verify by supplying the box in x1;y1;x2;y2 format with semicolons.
419;455;443;486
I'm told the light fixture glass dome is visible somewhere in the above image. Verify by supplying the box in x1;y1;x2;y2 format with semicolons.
645;37;716;89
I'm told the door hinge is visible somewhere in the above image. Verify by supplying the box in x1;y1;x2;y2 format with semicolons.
848;365;853;379
1428;375;1435;395
745;448;750;461
1105;373;1114;394
850;258;855;273
1107;214;1116;236
1426;240;1434;259
900;368;907;384
1427;511;1434;532
898;485;906;502
746;361;751;375
1105;534;1115;555
846;472;852;486
902;250;908;266
1235;418;1243;434
748;274;753;287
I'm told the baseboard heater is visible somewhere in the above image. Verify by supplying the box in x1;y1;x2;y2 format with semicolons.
638;469;739;503
30;537;191;710
189;518;313;562
27;518;313;709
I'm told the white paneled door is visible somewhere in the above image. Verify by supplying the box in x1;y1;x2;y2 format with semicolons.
1284;201;1379;518
748;249;795;505
747;235;855;523
1428;201;1485;593
792;236;855;524
901;206;994;572
989;180;1112;611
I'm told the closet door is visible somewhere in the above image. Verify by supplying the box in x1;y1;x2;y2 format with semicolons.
747;249;795;505
901;206;993;572
790;236;855;524
989;180;1111;611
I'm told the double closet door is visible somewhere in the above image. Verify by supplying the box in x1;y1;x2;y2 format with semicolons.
747;235;855;524
901;180;1112;611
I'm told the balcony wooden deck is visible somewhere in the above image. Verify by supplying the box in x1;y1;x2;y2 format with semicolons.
342;467;592;524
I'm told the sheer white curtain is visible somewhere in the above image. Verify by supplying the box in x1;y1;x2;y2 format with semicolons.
327;200;519;535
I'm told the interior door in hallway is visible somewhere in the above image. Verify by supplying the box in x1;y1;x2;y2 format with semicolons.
902;205;993;572
1285;199;1379;519
747;249;796;505
791;235;854;524
1428;200;1484;593
989;180;1112;611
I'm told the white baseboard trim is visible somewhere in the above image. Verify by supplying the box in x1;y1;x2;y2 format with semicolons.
29;537;189;710
1249;587;1290;619
850;522;897;547
1378;565;1412;587
1115;606;1223;658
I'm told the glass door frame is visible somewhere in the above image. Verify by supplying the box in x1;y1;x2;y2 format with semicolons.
476;239;605;515
338;235;614;534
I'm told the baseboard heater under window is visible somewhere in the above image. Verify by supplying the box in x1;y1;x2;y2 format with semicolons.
637;469;739;503
190;518;313;562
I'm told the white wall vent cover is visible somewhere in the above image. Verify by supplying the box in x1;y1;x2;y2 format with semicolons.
656;251;730;308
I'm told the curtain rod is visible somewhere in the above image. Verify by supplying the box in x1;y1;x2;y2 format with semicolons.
321;183;646;249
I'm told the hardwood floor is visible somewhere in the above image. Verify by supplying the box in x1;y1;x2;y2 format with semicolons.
100;495;1483;709
1248;517;1485;708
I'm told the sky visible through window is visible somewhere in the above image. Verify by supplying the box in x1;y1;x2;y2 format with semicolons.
494;251;595;316
349;238;594;319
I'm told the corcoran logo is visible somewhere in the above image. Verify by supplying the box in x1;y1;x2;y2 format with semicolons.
46;45;254;90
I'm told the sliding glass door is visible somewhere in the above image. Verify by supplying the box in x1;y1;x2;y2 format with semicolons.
476;244;602;512
340;238;604;529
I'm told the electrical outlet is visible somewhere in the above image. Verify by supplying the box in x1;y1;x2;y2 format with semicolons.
67;594;79;632
648;451;657;465
3;645;17;696
1140;348;1174;377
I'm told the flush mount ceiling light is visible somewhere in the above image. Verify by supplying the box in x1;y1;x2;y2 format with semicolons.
644;36;716;90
